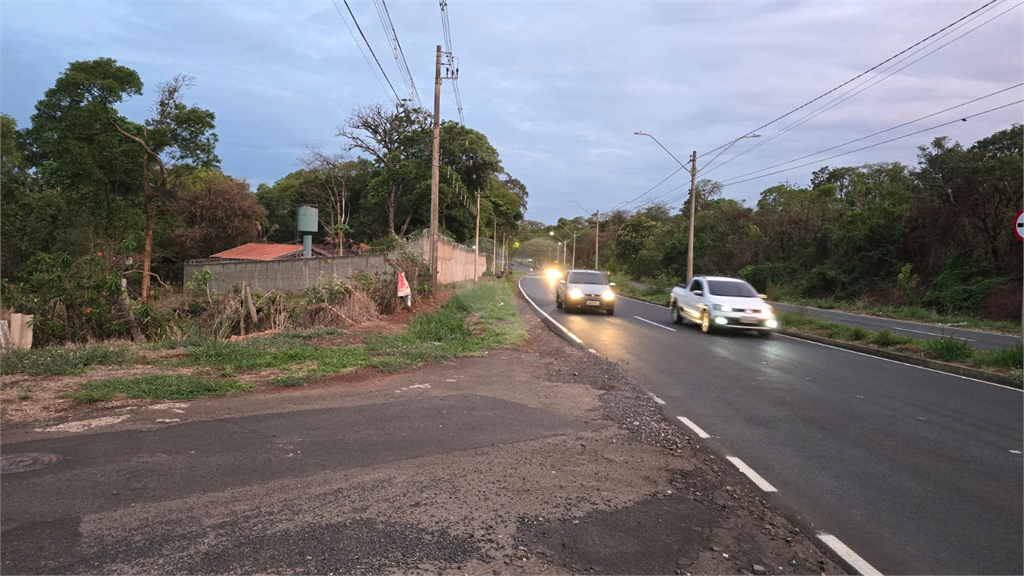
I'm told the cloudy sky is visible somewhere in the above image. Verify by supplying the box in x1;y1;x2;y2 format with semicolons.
2;1;1021;224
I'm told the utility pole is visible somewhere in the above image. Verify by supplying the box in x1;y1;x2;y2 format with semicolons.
474;190;480;282
492;221;498;274
595;210;600;269
687;150;697;282
429;44;442;292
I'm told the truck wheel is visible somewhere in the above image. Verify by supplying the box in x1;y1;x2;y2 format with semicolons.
671;304;683;325
701;310;712;333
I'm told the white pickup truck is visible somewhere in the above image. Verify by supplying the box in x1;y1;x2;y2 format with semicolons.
669;275;777;336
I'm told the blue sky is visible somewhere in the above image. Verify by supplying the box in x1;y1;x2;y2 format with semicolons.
2;1;1021;224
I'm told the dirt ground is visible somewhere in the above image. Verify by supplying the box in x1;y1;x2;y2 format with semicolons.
1;287;847;575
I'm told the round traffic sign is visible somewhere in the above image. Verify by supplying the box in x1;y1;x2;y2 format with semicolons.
1016;209;1024;242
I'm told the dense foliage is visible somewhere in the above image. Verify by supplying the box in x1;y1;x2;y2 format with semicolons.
1;57;527;346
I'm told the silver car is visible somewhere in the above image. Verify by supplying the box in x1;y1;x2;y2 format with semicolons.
556;269;616;315
669;275;777;335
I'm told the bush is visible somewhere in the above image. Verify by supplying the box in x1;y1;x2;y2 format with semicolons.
870;329;914;347
921;256;1004;314
976;343;1024;370
923;336;973;363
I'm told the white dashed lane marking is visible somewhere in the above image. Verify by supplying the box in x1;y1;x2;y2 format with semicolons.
649;393;666;405
676;416;710;438
817;532;883;576
726;456;777;492
633;316;677;331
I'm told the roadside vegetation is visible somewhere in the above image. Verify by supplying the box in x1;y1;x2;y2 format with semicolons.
1;278;526;407
780;310;1023;387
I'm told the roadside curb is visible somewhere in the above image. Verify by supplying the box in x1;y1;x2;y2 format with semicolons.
778;330;1022;389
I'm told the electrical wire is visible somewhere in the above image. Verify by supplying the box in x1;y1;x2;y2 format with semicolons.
610;166;684;212
721;100;1022;187
699;0;1007;160
337;0;401;104
374;0;422;109
331;0;395;103
439;0;465;124
719;83;1024;184
705;0;1021;176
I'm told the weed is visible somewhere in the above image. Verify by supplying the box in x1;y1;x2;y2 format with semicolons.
270;374;312;387
827;324;868;341
69;374;251;403
976;343;1024;370
1;345;138;376
870;330;914;348
17;386;34;400
923;337;974;363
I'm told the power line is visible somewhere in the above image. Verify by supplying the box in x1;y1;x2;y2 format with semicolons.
336;0;401;103
330;0;395;102
373;0;422;109
704;0;1020;175
720;100;1022;187
439;0;465;124
700;0;1006;160
611;166;684;212
719;83;1024;185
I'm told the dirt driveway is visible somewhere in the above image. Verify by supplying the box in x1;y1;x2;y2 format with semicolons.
1;294;846;575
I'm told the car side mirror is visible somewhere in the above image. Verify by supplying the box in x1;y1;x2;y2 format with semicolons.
692;289;703;296
559;280;566;285
759;294;768;300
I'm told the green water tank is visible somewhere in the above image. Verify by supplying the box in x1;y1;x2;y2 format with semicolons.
297;205;318;234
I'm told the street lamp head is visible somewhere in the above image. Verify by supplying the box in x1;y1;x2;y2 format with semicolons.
549;231;554;236
747;133;761;139
634;131;647;136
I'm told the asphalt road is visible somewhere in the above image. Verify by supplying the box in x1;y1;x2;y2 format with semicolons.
521;273;1024;575
772;302;1021;351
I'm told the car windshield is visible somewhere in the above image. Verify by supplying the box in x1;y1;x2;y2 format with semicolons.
568;271;608;285
707;280;759;298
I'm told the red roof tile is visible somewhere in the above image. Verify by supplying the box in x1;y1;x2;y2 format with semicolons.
210;243;302;261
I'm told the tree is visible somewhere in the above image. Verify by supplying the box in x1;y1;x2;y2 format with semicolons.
27;59;219;300
338;103;430;236
110;73;219;300
302;148;359;254
169;172;268;261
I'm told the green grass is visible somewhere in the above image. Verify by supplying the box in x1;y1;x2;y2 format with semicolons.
1;344;139;376
780;296;1019;333
613;281;671;306
69;374;251;403
365;279;526;371
17;277;532;402
270;374;314;387
922;336;973;363
780;310;1022;387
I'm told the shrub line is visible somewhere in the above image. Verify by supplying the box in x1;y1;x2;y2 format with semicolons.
778;329;1021;389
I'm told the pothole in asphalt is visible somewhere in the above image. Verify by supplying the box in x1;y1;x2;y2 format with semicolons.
1;452;63;474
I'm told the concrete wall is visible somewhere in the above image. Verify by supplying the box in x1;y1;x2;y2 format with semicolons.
185;234;487;294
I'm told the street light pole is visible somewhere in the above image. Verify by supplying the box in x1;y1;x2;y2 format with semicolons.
549;231;566;266
634;131;759;281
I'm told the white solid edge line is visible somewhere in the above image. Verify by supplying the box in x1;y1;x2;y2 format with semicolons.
726;456;778;492
817;532;883;576
634;315;677;331
649;392;666;405
891;325;972;341
517;278;585;345
676;416;710;438
618;294;669;308
776;333;1023;392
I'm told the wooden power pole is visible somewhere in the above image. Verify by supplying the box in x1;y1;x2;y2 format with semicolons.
429;45;442;291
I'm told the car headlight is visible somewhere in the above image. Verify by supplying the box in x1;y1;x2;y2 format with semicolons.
760;309;775;319
601;289;615;301
568;288;583;299
766;319;779;328
713;304;733;312
545;269;563;280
